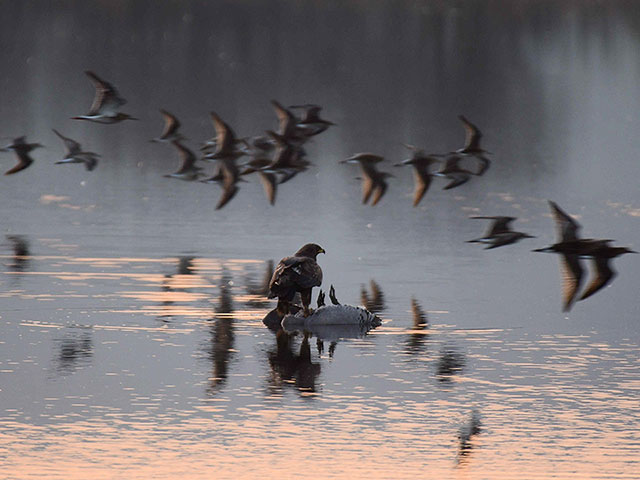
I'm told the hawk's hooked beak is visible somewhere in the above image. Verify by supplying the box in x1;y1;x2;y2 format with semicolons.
319;248;326;254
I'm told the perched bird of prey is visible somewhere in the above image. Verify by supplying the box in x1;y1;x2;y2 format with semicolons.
394;144;440;206
454;115;491;175
433;155;475;190
289;104;335;137
0;136;43;175
151;109;184;143
534;200;636;311
467;216;534;249
341;153;393;205
52;129;99;171
72;71;136;124
164;140;202;181
268;243;325;316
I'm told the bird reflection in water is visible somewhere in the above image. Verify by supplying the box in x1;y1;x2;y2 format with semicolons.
52;327;93;376
244;259;274;307
360;279;385;313
267;330;321;396
155;256;197;322
436;347;466;383
5;235;31;286
457;411;482;465
404;298;429;356
204;269;235;396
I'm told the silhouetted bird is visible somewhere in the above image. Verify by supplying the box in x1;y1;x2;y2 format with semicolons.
164;140;202;181
52;129;99;171
1;136;42;175
290;104;335;137
268;243;325;317
342;153;392;205
534;201;636;311
467;216;534;249
151;109;184;143
72;71;136;124
433;155;475;190
395;145;440;206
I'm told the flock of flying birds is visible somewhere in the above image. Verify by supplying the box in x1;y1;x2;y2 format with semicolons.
1;70;636;311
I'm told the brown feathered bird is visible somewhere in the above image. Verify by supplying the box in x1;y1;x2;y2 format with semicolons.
268;243;325;316
534;200;636;311
1;136;43;175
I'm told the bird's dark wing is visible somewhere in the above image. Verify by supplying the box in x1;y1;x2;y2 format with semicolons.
559;253;584;312
459;115;482;151
85;70;126;115
412;167;432;207
216;182;239;210
258;171;277;205
549;201;581;242
211;112;236;154
370;179;388;206
484;232;520;249
271;100;297;138
159;109;180;138
268;256;322;298
5;152;33;175
172;141;197;174
443;173;470;190
579;257;616;301
52;129;82;156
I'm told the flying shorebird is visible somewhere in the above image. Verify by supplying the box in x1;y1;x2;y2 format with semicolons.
454;115;491;175
341;153;393;205
0;136;43;175
271;100;305;144
151;109;184;143
247;130;310;186
289;104;335;137
52;129;99;171
202;111;242;160
533;201;636;311
72;71;136;124
467;216;534;249
164;140;202;181
433;155;475;190
394;144;440;206
268;243;325;317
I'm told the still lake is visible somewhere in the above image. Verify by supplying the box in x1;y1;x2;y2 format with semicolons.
1;1;639;478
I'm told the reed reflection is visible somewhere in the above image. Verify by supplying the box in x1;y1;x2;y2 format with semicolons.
204;269;235;396
5;235;31;286
457;411;482;465
404;298;429;356
360;279;385;313
51;327;93;376
244;259;273;308
436;347;466;384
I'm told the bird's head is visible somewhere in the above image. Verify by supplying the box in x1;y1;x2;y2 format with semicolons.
295;243;325;259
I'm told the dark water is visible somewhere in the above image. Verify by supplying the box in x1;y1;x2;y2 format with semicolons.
1;1;639;478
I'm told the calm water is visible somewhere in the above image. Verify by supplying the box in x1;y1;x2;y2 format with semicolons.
1;1;639;478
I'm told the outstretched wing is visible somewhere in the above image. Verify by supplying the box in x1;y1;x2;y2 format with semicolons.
52;129;82;156
549;201;581;242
